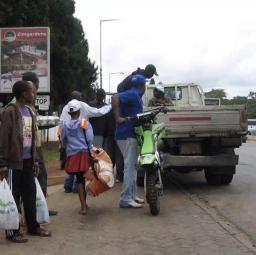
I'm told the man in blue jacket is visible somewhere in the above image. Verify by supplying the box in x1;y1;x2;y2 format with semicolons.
112;74;146;208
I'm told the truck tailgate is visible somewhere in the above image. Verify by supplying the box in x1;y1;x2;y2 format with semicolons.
156;105;247;137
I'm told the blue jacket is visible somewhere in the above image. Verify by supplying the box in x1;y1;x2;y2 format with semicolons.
115;87;143;140
61;120;94;157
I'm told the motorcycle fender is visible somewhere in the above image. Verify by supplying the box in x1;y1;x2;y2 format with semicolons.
139;154;156;165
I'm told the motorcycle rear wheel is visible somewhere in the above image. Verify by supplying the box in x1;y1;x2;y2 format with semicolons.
146;172;160;216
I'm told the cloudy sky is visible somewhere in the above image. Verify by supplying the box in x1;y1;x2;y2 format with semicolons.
75;0;256;98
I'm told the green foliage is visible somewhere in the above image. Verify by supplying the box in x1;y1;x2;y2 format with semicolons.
248;91;256;100
41;142;59;162
205;88;256;118
223;95;256;118
0;0;97;106
223;96;248;105
205;89;226;100
247;99;256;119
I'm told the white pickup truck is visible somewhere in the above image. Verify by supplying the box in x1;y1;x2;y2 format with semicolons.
143;83;248;185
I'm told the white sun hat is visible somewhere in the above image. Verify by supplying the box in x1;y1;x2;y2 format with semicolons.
67;100;81;113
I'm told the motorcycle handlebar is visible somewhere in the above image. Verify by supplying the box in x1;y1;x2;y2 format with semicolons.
125;107;175;122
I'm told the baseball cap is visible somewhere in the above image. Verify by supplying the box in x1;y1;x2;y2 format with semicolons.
131;74;146;86
68;100;81;113
145;64;158;76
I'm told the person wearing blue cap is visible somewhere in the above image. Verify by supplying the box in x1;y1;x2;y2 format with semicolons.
112;74;146;208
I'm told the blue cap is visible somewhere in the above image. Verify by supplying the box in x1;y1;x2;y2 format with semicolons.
131;74;146;87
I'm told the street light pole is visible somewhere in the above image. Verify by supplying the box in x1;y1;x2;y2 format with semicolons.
99;19;119;88
109;72;124;92
100;22;102;88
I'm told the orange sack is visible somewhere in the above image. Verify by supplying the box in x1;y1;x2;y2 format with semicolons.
84;147;114;196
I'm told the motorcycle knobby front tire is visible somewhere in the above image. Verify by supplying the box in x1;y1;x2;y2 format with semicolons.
146;171;160;216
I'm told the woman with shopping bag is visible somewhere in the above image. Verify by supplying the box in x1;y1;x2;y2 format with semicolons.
0;81;51;243
61;100;93;215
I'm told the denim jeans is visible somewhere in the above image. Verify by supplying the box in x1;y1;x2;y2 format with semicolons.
117;138;139;206
64;174;77;192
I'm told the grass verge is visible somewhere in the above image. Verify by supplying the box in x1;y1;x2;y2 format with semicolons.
42;142;59;162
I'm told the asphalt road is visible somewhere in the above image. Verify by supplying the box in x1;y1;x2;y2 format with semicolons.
170;140;256;244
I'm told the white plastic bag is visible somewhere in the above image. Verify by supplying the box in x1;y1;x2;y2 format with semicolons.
35;178;50;224
0;178;19;230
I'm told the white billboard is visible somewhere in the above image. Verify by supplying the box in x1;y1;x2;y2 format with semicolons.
0;27;50;93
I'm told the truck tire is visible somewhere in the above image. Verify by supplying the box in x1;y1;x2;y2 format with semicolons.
220;173;233;185
220;166;235;185
205;166;235;186
204;171;222;185
205;148;236;185
146;172;160;216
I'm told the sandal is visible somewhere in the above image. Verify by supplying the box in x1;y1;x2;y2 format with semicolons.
28;227;51;237
6;233;28;243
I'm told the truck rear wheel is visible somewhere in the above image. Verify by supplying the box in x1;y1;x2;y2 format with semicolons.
220;173;233;185
205;166;235;186
205;172;222;185
205;148;236;186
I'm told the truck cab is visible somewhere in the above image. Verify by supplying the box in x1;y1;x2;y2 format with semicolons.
143;83;205;107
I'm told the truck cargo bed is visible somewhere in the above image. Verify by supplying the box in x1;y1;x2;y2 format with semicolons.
157;105;247;138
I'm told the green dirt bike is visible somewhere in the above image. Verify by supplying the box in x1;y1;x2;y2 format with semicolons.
129;107;169;216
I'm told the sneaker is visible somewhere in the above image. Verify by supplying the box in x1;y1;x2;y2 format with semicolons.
135;196;145;204
120;200;143;208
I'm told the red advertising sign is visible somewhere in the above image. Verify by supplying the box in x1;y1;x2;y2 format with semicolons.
0;27;50;93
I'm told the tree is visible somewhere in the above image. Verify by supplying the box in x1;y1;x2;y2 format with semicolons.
205;89;226;99
247;99;256;118
0;0;98;107
223;92;256;118
247;91;256;118
48;0;97;105
248;91;256;100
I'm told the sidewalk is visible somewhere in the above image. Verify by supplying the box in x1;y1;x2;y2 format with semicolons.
247;135;256;141
0;184;253;255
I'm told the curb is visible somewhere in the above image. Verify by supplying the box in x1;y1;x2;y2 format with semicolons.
247;135;256;141
48;175;65;186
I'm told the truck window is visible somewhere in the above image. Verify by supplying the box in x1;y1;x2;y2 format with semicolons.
204;98;221;106
165;87;182;100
